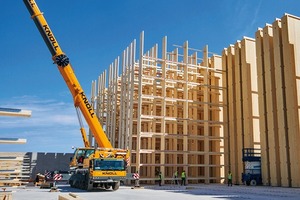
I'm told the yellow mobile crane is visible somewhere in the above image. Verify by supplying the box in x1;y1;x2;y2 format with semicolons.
23;0;130;191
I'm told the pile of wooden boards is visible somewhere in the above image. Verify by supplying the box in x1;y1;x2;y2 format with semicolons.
0;152;30;187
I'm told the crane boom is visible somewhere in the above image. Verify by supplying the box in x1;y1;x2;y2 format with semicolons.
23;0;112;148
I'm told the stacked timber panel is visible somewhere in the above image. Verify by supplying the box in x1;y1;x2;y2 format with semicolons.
93;32;225;184
256;14;300;187
0;109;31;186
0;152;30;186
222;38;260;185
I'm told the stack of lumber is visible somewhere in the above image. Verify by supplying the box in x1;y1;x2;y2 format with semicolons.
0;152;30;186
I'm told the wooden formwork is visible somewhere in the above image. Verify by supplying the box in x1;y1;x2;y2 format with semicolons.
256;14;300;187
92;32;225;184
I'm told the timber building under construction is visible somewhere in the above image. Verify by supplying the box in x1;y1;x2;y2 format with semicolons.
2;13;300;188
90;13;300;187
91;33;224;184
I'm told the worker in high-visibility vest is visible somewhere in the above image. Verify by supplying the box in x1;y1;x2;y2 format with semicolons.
158;171;162;186
181;170;186;186
228;171;232;186
174;170;178;185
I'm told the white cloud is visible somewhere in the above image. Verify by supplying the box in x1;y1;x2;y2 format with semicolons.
0;96;78;128
241;0;262;37
226;0;263;39
0;95;87;152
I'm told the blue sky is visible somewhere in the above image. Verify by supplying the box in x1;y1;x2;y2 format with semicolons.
0;0;299;153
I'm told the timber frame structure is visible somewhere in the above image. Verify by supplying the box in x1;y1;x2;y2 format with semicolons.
90;13;300;187
91;32;225;184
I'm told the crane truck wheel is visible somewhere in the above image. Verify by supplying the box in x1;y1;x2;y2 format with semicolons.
250;179;257;186
82;174;91;191
104;184;111;189
112;181;120;190
69;180;74;188
86;182;93;191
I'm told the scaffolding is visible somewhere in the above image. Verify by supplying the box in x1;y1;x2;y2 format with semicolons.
91;32;225;184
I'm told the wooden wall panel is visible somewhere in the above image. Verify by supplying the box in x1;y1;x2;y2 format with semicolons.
255;28;270;186
223;38;260;185
222;49;230;181
234;42;244;184
225;45;239;184
241;37;256;148
263;25;281;186
271;18;290;187
281;14;300;187
254;14;300;187
255;24;282;186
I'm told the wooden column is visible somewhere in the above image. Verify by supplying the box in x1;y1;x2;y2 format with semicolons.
203;45;210;183
255;28;271;186
281;14;300;187
183;41;189;180
234;41;244;184
160;36;167;181
273;19;291;187
226;45;239;184
136;31;144;173
222;48;230;183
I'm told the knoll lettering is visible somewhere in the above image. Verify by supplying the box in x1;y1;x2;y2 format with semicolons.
42;25;59;51
80;92;95;118
102;172;117;175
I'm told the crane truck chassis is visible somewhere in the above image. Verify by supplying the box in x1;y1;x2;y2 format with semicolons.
23;0;130;191
69;147;128;190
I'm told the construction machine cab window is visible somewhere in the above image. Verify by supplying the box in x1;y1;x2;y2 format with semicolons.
94;159;125;171
75;149;94;163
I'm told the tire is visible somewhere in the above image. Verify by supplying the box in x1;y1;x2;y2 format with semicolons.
86;182;93;191
246;180;250;186
69;180;74;188
250;179;257;186
83;174;90;190
112;181;120;191
84;181;93;191
104;184;111;189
